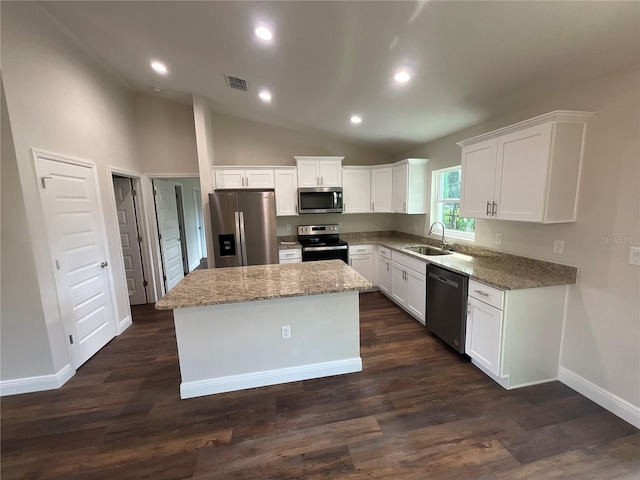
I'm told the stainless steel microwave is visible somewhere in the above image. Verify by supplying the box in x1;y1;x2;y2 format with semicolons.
298;187;343;214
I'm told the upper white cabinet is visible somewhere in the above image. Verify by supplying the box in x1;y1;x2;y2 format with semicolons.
214;168;274;189
392;159;428;214
294;156;344;187
342;167;371;213
274;168;298;216
459;111;595;223
371;165;393;213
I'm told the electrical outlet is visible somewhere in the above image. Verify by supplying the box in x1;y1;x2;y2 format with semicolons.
495;233;503;245
629;247;640;266
286;224;291;231
281;325;291;339
553;240;564;254
338;222;343;229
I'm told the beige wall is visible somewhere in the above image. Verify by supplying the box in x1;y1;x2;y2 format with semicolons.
397;65;640;408
276;213;393;237
134;93;199;175
211;111;394;167
1;2;142;378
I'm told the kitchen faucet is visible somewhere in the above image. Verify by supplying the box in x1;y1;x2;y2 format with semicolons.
428;221;450;250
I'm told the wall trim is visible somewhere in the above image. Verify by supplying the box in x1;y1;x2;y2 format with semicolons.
559;366;640;429
117;314;132;335
0;364;75;397
180;357;362;399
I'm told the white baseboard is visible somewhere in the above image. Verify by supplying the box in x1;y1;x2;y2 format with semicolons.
559;366;640;429
0;364;75;397
180;357;362;399
117;314;132;335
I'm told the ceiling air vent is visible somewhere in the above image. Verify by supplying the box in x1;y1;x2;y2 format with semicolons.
224;74;248;92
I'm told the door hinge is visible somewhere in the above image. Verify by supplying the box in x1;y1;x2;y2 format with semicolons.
159;233;162;240
137;235;142;243
143;280;148;287
55;259;60;270
41;176;52;189
132;188;136;196
69;335;74;344
163;275;167;281
153;189;157;196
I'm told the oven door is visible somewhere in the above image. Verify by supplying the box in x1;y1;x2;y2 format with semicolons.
302;245;348;264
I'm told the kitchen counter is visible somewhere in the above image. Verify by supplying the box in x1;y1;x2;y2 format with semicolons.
341;232;577;290
156;260;370;309
277;236;301;250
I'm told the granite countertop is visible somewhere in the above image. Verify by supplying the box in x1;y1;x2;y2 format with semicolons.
155;260;372;310
341;232;577;290
277;236;301;250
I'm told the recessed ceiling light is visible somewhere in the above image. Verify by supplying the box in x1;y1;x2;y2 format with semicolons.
394;70;411;83
255;25;273;41
151;61;168;75
350;115;362;124
259;90;272;103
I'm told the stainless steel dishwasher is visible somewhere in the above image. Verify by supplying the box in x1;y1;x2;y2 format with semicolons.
426;264;469;353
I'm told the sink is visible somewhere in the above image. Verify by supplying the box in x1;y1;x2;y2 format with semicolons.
404;246;452;256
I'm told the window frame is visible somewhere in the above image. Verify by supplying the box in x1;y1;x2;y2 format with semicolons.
430;165;475;242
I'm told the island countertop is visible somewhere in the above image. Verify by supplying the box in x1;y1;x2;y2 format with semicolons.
155;260;372;310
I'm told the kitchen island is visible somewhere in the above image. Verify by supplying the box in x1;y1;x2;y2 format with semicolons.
156;260;371;399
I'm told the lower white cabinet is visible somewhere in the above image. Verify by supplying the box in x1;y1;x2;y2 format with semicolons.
278;249;301;264
348;245;375;286
466;279;567;389
388;251;427;325
377;247;391;295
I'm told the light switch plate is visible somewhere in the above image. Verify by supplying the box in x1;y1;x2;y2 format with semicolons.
553;240;564;254
629;247;640;266
495;233;503;245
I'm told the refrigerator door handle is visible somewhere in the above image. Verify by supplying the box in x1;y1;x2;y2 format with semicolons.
234;211;243;264
238;211;248;265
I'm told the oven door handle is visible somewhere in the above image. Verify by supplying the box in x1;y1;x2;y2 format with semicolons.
303;245;348;252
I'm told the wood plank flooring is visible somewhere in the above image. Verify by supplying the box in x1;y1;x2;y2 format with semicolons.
2;292;638;479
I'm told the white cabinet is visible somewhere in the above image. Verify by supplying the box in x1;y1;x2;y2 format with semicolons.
389;251;427;324
214;168;274;189
278;248;302;264
377;247;391;295
274;168;298;216
343;167;371;213
465;279;567;389
348;244;374;286
371;166;393;213
392;159;428;214
294;156;344;187
459;111;595;223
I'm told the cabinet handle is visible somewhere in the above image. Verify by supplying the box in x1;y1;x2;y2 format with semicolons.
371;202;374;211
321;176;324;185
295;204;298;214
492;202;497;217
486;201;491;216
474;289;490;297
386;263;389;271
285;253;295;257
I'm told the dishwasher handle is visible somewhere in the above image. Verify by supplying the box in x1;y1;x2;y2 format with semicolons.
428;272;459;288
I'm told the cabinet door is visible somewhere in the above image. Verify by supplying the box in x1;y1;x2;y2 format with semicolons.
319;160;342;187
371;167;393;213
390;262;408;306
214;169;245;189
245;169;275;188
495;123;552;222
378;256;391;295
467;297;503;376
392;164;408;213
406;269;426;325
296;161;320;187
343;169;371;213
274;169;298;216
349;254;374;284
460;138;498;219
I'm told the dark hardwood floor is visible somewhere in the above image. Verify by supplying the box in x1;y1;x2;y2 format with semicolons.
2;292;638;479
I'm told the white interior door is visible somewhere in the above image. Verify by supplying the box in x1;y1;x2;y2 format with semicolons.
113;177;147;305
36;155;117;368
193;187;205;261
154;179;185;292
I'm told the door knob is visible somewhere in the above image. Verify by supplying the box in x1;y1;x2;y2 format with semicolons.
100;261;108;268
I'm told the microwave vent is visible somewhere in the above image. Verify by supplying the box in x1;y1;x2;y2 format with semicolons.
224;74;248;92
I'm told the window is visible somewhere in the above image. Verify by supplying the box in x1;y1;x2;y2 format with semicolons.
431;166;475;241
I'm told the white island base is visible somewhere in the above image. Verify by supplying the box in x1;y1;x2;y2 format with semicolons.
174;291;362;399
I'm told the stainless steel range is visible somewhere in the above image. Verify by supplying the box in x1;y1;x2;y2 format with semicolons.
297;224;349;263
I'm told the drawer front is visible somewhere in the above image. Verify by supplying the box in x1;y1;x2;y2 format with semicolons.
279;249;302;261
378;246;391;259
469;279;504;310
391;251;427;275
349;244;374;255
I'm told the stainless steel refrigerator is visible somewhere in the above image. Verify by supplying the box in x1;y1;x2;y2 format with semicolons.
209;190;278;268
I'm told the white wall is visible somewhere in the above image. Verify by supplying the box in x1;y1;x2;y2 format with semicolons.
172;177;203;271
1;2;142;379
276;213;392;237
397;65;640;410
